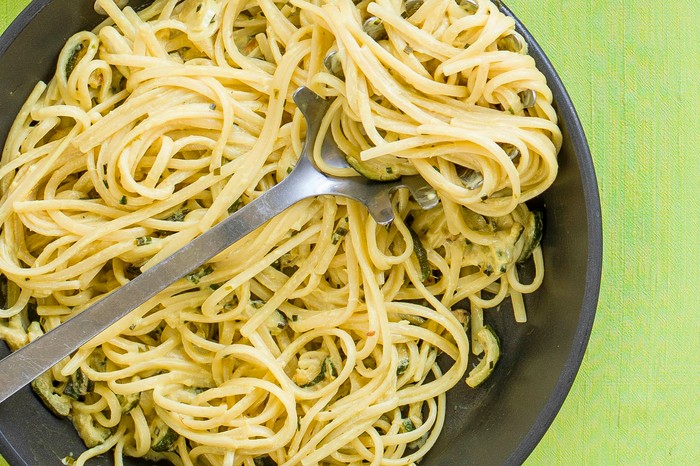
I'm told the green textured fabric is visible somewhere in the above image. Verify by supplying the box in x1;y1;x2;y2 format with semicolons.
1;1;699;465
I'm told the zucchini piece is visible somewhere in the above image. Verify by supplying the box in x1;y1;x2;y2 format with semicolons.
117;392;141;414
397;313;427;325
64;43;85;79
294;352;332;388
396;358;410;376
517;210;543;263
72;412;111;447
473;222;524;276
245;300;288;335
87;347;109;372
396;345;410;376
408;431;429;450
32;371;72;417
0;314;29;351
363;16;388;41
254;455;278;466
465;326;501;388
63;368;94;400
150;417;179;452
409;228;431;282
345;154;416;181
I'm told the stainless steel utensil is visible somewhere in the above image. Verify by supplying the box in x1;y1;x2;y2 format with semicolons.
0;86;437;404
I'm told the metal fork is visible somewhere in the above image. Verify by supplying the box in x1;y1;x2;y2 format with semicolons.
0;86;438;404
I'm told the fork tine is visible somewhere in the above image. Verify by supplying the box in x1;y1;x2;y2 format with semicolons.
396;176;440;210
293;86;438;225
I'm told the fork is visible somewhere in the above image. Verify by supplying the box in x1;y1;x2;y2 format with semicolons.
0;86;438;404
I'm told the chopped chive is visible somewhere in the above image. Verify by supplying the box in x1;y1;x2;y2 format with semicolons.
331;225;349;245
119;196;127;205
165;208;189;222
136;236;152;246
186;265;214;284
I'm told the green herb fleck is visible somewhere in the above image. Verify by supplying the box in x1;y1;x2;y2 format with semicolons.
186;265;214;284
135;236;152;246
165;208;189;222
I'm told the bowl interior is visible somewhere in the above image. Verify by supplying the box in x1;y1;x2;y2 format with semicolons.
0;1;602;465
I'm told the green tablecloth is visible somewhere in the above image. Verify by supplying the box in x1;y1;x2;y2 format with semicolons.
1;1;699;465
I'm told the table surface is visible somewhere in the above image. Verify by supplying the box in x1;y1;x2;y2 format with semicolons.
1;1;699;465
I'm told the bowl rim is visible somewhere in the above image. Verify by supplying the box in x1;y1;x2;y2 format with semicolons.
501;2;603;463
0;1;603;464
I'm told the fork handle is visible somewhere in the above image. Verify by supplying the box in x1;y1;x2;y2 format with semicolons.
0;166;330;405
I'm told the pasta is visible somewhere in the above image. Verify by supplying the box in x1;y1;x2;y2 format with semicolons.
0;0;560;465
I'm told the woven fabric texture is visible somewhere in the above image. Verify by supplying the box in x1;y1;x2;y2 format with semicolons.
2;0;699;464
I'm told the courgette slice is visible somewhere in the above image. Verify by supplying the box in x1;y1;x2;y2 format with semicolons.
72;412;111;447
245;300;288;335
517;210;543;263
465;326;500;388
397;312;427;325
345;154;416;181
117;392;141;414
294;352;332;388
409;227;431;282
32;371;72;417
150;417;179;452
396;345;410;376
254;455;278;466
473;222;524;276
63;368;94;400
88;347;108;369
64;43;85;79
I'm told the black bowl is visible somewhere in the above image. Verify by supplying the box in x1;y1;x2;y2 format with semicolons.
0;1;602;465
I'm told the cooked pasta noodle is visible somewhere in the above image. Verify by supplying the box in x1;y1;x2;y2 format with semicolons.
0;0;560;464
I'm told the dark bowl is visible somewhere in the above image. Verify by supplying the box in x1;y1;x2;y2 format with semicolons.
0;1;602;465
